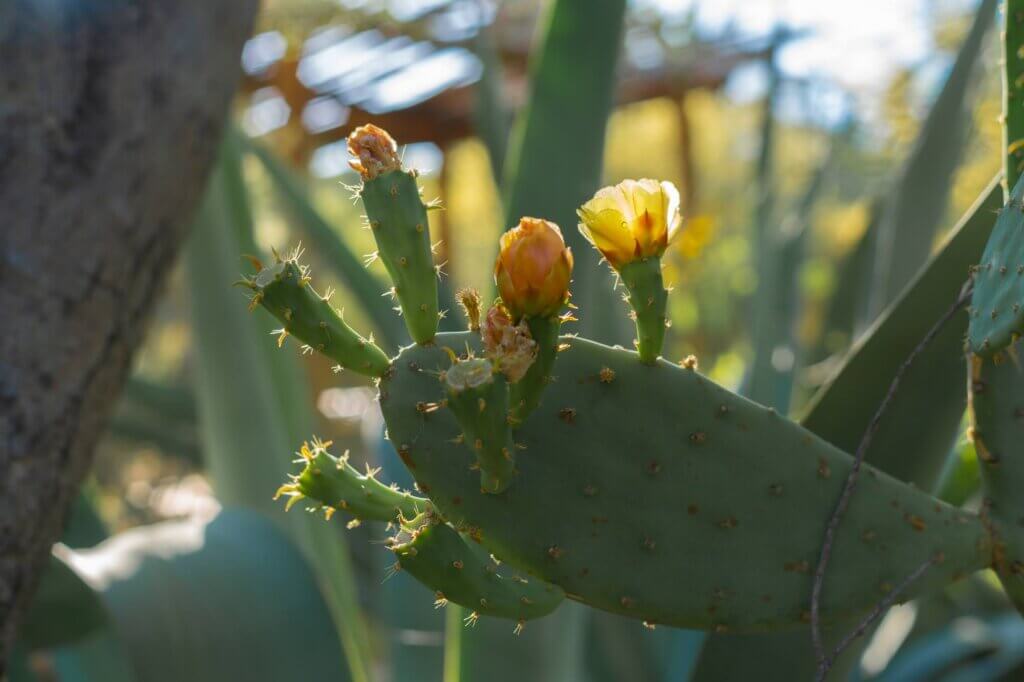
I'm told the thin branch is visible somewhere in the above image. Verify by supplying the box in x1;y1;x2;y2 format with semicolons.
815;556;936;681
810;280;974;676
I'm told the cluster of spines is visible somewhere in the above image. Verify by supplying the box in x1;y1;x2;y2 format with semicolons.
275;437;428;524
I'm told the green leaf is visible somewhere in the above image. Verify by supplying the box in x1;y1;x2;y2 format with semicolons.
867;0;997;316
501;0;630;345
804;177;1001;485
185;139;373;681
64;509;348;682
17;552;109;652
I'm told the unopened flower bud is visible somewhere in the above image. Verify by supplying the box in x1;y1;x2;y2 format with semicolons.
494;217;573;319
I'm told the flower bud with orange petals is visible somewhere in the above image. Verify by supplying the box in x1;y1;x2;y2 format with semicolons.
494;217;573;321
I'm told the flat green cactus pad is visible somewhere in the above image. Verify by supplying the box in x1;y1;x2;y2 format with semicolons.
968;177;1024;356
380;332;991;632
969;346;1024;613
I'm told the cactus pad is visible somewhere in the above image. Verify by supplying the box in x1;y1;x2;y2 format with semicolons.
968;346;1024;613
380;332;991;632
277;440;429;522
391;516;565;624
967;177;1024;356
244;258;391;378
359;169;439;345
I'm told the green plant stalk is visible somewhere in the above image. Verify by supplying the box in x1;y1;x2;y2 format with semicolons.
359;169;439;344
282;443;429;522
1007;0;1024;195
969;347;1024;614
247;259;391;378
619;259;668;363
391;517;565;622
966;174;1024;356
240;132;406;350
867;0;996;317
188;148;372;682
443;362;516;494
502;0;628;342
486;0;629;673
510;315;561;419
443;604;464;682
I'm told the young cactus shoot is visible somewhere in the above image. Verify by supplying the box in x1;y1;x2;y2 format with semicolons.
348;124;441;345
493;217;573;418
578;179;683;363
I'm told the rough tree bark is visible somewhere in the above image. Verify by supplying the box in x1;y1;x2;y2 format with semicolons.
0;0;258;668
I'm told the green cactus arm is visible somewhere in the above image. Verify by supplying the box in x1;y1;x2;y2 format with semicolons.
509;315;561;419
967;174;1024;356
239;133;407;351
242;257;391;378
390;516;565;626
359;169;440;345
618;258;668;364
1007;0;1024;193
968;345;1024;615
381;332;992;633
277;439;430;523
443;358;517;494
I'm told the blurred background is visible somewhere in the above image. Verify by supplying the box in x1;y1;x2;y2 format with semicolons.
17;0;1024;680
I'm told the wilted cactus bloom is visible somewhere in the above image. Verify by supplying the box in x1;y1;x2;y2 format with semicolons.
576;179;682;269
482;304;538;383
495;217;574;320
347;124;401;180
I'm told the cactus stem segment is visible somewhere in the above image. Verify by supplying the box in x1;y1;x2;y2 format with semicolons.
443;357;517;493
350;125;439;345
276;437;429;522
244;255;391;378
389;515;564;621
509;315;561;420
618;258;668;363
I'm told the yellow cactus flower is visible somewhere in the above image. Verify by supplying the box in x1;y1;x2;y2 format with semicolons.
494;217;573;319
577;179;682;269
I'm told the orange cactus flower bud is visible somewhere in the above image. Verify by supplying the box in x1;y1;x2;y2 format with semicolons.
347;124;401;180
576;179;682;269
494;217;573;320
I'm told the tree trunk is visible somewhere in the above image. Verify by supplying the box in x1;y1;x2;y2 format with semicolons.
0;0;258;668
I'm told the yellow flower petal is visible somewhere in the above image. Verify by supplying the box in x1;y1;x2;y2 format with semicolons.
577;207;635;266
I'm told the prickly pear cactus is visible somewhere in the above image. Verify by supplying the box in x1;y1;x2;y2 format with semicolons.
967;175;1024;356
968;340;1024;613
245;124;1016;635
